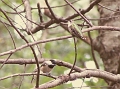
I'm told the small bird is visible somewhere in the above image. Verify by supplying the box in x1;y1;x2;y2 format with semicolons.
31;60;56;83
36;59;56;73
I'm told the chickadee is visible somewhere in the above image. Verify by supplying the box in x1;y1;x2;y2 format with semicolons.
31;60;56;83
34;59;56;73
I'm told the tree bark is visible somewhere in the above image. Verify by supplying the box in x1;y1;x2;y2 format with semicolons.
94;0;120;89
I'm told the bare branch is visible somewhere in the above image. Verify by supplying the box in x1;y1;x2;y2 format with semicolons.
0;58;83;72
22;0;32;31
82;26;120;32
64;0;93;27
0;72;57;81
0;26;120;57
69;38;77;75
0;35;72;56
37;70;120;89
0;8;39;88
37;3;43;23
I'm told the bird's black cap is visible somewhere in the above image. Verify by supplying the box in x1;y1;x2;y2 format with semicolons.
50;59;56;64
48;65;55;68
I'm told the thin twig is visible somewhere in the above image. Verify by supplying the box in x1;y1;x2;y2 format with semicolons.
81;0;102;13
65;0;101;69
64;0;93;26
45;0;58;21
1;0;40;29
69;38;77;75
98;3;120;13
5;0;81;14
0;72;57;81
0;53;12;70
37;3;43;23
0;25;120;57
0;35;72;57
18;64;27;89
3;23;16;49
23;1;43;59
88;31;99;69
0;8;40;88
80;78;85;89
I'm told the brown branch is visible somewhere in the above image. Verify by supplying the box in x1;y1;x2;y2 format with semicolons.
69;38;77;75
81;0;102;13
2;0;39;32
45;0;58;21
37;0;81;9
3;23;16;49
83;25;120;69
28;30;43;58
98;3;120;13
1;59;120;89
88;31;99;69
29;0;101;34
0;26;120;57
24;3;43;59
0;58;45;64
44;8;90;44
0;54;12;69
29;19;54;34
82;26;120;32
22;0;32;31
18;64;27;89
37;3;43;23
20;0;102;35
0;72;57;81
64;0;99;69
0;35;72;56
5;0;80;14
64;0;101;69
0;58;83;72
0;8;40;88
64;0;93;27
37;70;120;89
59;22;90;44
1;68;120;89
65;0;101;20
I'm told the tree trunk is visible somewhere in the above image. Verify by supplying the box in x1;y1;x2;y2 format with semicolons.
94;0;120;89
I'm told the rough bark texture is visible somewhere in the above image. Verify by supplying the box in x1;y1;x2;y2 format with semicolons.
94;0;120;89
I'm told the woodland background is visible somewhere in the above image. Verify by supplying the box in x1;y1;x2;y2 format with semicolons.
0;0;120;89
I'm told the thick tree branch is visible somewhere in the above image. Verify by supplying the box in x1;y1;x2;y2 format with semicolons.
1;58;120;89
30;0;102;34
0;58;83;72
36;70;120;89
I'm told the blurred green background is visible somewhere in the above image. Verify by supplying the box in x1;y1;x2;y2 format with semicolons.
0;0;107;89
